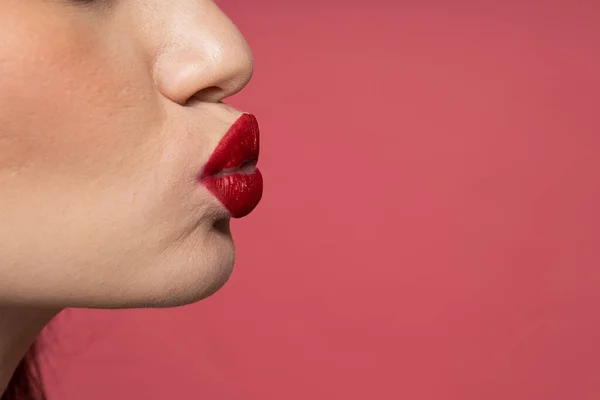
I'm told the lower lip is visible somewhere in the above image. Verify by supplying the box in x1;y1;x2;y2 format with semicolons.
199;114;263;218
201;167;263;218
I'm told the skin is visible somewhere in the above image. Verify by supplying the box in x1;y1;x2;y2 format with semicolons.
0;0;255;391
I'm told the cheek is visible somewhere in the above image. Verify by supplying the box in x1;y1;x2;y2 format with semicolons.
0;19;161;180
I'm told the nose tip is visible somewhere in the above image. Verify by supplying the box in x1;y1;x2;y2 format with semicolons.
153;7;254;105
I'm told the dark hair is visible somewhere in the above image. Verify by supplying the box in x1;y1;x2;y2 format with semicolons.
1;342;46;400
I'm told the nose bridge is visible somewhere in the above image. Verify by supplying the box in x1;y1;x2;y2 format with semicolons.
150;1;254;104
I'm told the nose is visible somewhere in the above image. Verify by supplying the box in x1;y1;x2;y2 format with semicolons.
152;2;254;105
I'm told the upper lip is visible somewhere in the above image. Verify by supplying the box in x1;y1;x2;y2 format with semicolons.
199;113;259;178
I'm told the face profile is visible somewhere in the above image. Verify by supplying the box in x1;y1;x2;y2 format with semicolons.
0;0;262;309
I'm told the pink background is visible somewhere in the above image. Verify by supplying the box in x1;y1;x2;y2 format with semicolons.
43;0;600;399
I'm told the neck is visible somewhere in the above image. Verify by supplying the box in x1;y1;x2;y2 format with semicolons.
0;305;58;394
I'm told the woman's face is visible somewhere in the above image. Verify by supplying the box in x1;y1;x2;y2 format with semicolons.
0;0;260;308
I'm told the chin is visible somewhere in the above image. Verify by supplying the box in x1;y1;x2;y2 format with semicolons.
151;223;237;309
93;220;237;310
152;258;235;309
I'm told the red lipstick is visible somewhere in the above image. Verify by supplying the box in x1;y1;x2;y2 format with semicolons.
199;113;263;218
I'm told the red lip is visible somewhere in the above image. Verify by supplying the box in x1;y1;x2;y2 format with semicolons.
199;113;263;218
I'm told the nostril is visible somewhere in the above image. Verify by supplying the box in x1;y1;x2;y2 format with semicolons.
187;86;225;105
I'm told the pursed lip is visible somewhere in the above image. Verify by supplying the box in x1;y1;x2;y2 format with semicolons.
199;113;263;218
